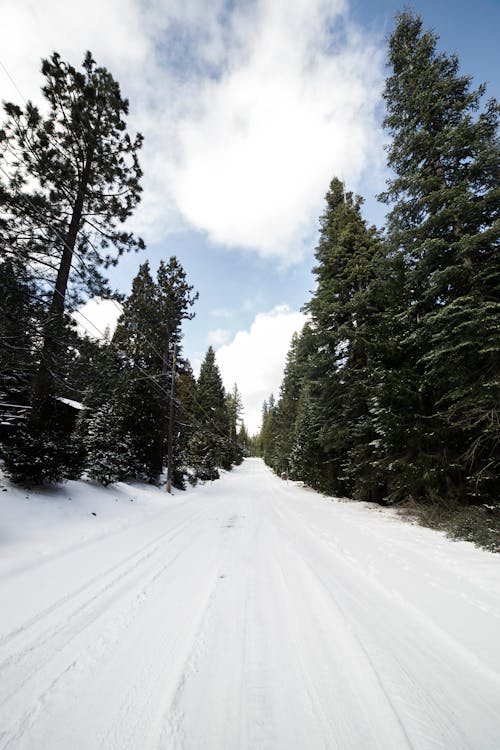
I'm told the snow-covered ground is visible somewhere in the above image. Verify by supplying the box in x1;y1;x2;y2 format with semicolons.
1;458;499;749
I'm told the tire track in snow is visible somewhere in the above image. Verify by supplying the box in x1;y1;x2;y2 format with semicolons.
0;504;216;749
268;518;415;749
268;490;500;749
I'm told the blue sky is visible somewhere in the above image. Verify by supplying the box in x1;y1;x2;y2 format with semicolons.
1;0;498;431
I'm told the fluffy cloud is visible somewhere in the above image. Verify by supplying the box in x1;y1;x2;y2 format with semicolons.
0;0;384;263
72;298;123;340
173;0;383;261
216;305;307;433
207;328;231;346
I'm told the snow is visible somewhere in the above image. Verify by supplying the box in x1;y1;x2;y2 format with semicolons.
55;397;85;410
0;458;499;749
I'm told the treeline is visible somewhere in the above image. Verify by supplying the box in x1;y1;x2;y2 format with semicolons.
258;13;499;513
0;52;248;487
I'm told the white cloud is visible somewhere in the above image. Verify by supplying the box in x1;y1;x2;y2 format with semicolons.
210;307;234;319
207;328;231;346
172;0;384;261
0;0;384;262
216;305;307;433
72;298;122;340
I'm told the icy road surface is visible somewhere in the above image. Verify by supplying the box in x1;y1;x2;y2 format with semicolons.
1;458;499;749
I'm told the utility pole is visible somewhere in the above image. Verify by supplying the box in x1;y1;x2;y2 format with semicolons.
166;342;177;494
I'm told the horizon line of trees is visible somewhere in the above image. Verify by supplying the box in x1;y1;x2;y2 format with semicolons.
256;12;499;510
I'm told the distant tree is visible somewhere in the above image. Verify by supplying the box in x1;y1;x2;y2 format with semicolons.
226;383;244;465
187;346;229;478
260;393;278;469
237;423;251;457
175;359;198;485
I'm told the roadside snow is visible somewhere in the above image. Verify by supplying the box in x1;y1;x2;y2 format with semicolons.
1;459;499;749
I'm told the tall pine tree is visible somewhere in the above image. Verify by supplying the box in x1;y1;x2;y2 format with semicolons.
381;11;500;503
0;51;144;431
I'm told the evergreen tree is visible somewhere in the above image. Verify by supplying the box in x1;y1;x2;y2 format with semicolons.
82;402;133;486
187;346;228;479
260;393;278;469
381;11;500;503
289;385;328;489
226;383;244;465
112;259;197;483
113;262;164;479
175;359;198;485
237;423;251;458
154;258;197;477
0;51;144;431
304;178;388;499
0;258;38;429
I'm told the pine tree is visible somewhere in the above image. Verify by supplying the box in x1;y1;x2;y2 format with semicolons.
0;258;38;427
113;262;164;479
289;385;328;489
381;11;500;503
82;402;134;486
237;423;250;458
304;178;388;499
260;393;278;469
0;51;144;431
112;259;197;483
187;346;228;479
154;258;197;477
175;359;198;485
226;383;244;465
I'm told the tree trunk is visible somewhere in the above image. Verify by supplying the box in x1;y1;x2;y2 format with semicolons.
30;153;93;428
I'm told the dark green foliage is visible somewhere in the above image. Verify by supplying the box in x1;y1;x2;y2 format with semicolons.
289;385;329;489
186;346;231;479
226;384;244;466
82;403;134;486
303;179;390;499
186;429;221;482
0;50;144;483
237;423;251;458
381;11;500;504
112;258;197;483
0;51;144;295
2;410;84;485
0;258;38;427
258;12;499;554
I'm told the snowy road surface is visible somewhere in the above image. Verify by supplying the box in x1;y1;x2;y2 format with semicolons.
1;458;499;749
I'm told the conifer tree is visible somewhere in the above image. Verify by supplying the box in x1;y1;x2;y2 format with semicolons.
305;178;388;499
154;258;197;476
381;11;500;503
113;262;163;479
187;346;228;479
82;402;133;486
289;385;328;488
0;258;38;424
0;51;144;431
226;383;244;465
112;258;197;483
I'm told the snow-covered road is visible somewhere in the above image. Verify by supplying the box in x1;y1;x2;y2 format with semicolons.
1;458;499;749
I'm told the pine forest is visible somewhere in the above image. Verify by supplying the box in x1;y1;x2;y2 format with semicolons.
0;13;498;550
